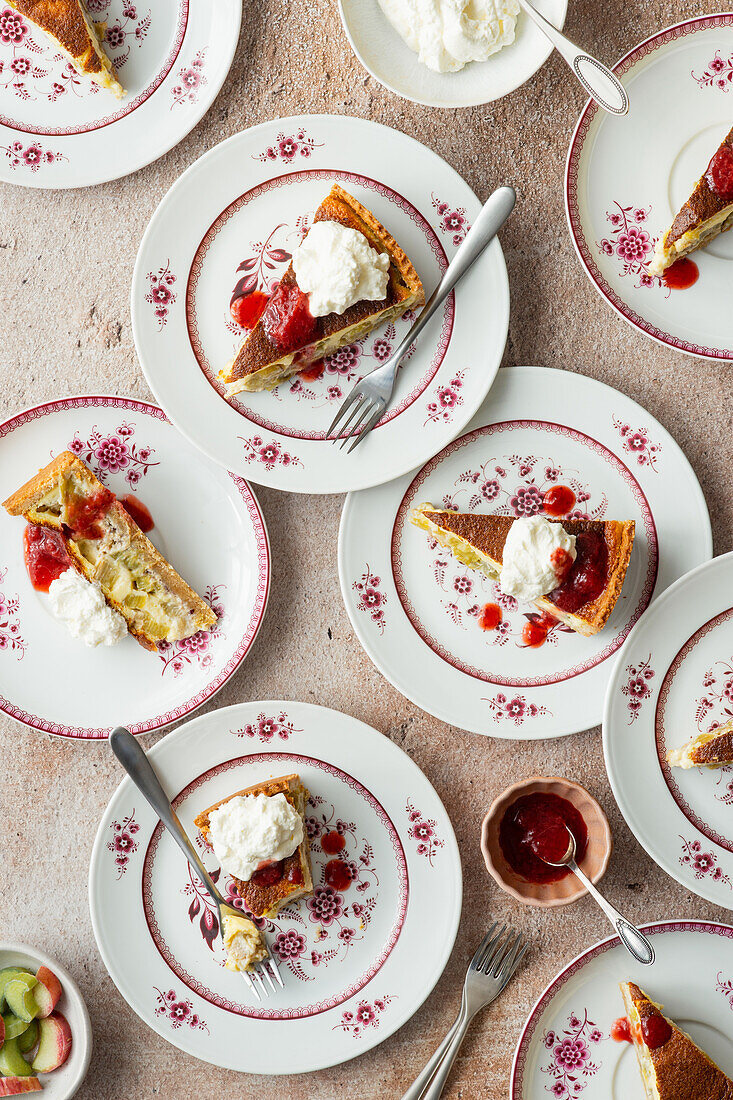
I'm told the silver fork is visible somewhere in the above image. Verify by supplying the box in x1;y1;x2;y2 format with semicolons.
401;923;528;1100
109;727;283;1000
325;185;516;454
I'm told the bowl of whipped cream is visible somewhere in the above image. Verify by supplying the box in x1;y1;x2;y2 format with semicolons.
338;0;567;107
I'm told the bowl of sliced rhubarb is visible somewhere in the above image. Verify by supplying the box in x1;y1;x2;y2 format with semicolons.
0;944;91;1098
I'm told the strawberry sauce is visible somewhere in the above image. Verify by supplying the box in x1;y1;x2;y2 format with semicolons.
230;290;270;329
499;791;588;884
263;282;316;351
611;1017;632;1043
641;1014;672;1050
120;495;154;534
663;257;699;290
478;602;502;631
23;524;71;592
548;530;608;613
543;485;576;517
321;830;346;855
324;859;353;892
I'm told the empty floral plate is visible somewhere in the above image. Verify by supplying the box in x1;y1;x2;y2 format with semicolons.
89;700;461;1074
0;0;241;188
0;395;269;739
567;14;733;359
605;553;733;910
339;366;711;739
131;113;509;493
511;920;733;1099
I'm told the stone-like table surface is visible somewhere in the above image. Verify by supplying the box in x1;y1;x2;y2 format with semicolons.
1;0;732;1096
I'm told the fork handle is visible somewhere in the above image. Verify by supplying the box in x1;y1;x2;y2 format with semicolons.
389;185;516;370
399;1012;465;1100
109;727;225;913
418;1010;475;1100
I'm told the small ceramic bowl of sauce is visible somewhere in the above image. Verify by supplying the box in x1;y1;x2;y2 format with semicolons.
480;776;612;907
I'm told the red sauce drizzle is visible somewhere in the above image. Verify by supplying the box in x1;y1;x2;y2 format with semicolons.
611;1017;632;1043
548;530;608;613
321;830;346;855
498;791;588;884
521;611;557;648
285;862;304;886
262;282;316;351
543;485;576;517
641;1014;672;1050
230;290;270;329
478;602;502;631
324;859;353;892
23;524;71;592
64;486;115;540
249;859;283;888
663;257;699;290
120;495;154;533
298;360;325;382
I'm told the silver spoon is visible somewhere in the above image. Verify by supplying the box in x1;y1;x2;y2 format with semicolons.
516;0;629;115
540;825;654;964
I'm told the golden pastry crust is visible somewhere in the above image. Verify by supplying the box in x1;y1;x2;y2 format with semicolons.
220;185;424;394
411;506;635;637
621;981;733;1100
668;718;733;768
194;774;314;919
4;451;216;650
7;0;124;94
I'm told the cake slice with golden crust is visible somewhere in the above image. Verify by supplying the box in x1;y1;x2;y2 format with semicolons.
7;0;125;97
620;981;733;1100
3;451;216;650
194;774;313;919
650;125;733;275
220;185;424;395
411;505;635;637
667;718;733;769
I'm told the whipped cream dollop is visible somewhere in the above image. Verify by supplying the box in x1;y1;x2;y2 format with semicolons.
292;220;390;317
377;0;520;73
48;568;127;647
499;516;577;601
208;793;304;882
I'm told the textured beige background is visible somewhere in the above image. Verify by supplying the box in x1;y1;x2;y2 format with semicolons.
1;0;733;1096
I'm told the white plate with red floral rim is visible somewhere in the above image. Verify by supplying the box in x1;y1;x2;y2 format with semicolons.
88;700;461;1074
0;395;269;739
604;553;733;909
0;0;240;188
511;920;733;1100
130;113;510;494
338;366;712;739
566;14;733;361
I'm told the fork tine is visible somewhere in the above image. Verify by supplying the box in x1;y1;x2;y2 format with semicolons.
475;923;506;972
242;971;260;1000
489;929;518;978
506;941;529;982
346;402;385;454
494;931;522;980
469;922;498;970
251;968;268;998
325;393;359;439
259;962;277;994
266;957;284;989
332;394;365;443
339;399;375;450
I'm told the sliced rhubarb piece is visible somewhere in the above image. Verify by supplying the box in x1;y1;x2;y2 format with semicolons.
31;1012;72;1073
33;969;61;1020
0;1079;42;1096
17;1021;38;1056
0;1037;34;1077
1;1014;30;1041
3;981;38;1025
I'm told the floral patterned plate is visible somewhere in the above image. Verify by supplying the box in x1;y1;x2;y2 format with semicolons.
339;366;711;739
0;0;241;188
566;14;733;360
604;553;733;909
88;700;461;1074
131;113;509;493
0;395;269;739
511;920;733;1099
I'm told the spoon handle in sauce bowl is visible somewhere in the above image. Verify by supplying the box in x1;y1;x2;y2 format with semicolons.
569;858;655;965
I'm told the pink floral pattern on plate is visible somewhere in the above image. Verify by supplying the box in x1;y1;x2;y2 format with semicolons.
541;1009;605;1100
107;810;140;879
333;994;394;1037
432;194;471;245
597;202;666;291
68;421;159;487
252;128;323;164
405;798;444;865
485;692;551;725
170;47;207;108
1;138;64;169
154;986;208;1032
691;657;733;806
239;434;303;470
0;570;25;659
232;711;303;742
612;417;661;471
716;971;733;1007
188;794;382;983
622;655;654;724
352;566;387;634
158;585;225;677
679;836;732;887
692;51;733;90
424;370;466;426
145;261;177;329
